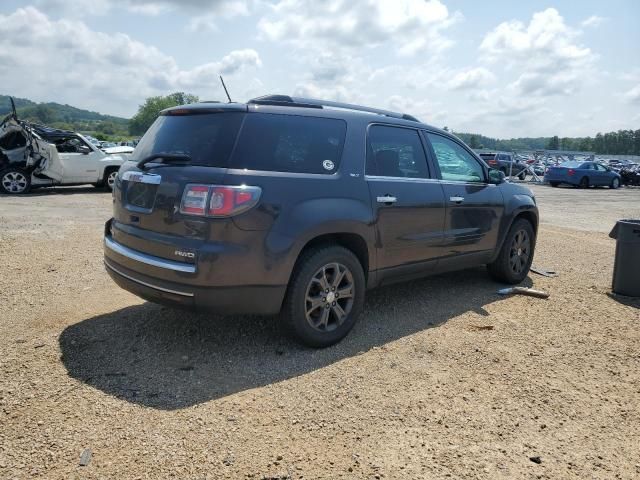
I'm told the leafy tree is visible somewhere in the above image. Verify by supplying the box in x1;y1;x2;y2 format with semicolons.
468;135;479;149
547;136;560;150
129;92;199;135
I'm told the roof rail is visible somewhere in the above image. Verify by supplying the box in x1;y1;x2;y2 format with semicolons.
248;95;420;122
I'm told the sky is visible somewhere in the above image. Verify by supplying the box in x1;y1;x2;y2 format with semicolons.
0;0;638;138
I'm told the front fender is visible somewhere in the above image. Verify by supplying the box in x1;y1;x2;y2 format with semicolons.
491;191;538;262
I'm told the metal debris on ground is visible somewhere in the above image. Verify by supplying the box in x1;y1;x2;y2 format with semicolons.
530;266;558;277
79;448;92;466
497;287;550;299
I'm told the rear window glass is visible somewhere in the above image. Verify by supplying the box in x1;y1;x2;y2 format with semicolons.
479;153;496;160
132;112;245;167
230;113;346;174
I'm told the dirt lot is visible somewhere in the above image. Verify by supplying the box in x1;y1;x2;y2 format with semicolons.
1;184;639;479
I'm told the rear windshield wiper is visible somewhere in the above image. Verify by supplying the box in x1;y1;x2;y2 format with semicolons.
137;153;192;170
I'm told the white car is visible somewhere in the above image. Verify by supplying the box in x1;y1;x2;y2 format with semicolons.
0;109;129;194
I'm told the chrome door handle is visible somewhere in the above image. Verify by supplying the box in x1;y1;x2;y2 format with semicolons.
450;196;465;203
377;195;397;204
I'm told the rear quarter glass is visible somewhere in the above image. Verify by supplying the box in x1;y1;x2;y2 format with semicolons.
132;112;245;167
229;113;347;174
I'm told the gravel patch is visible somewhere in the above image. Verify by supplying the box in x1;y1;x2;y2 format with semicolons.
1;186;639;479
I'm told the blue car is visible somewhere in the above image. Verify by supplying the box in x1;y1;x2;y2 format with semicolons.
544;161;621;189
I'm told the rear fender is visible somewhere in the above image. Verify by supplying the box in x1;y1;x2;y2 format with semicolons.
266;197;375;281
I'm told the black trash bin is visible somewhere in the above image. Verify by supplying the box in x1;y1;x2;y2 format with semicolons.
609;219;640;297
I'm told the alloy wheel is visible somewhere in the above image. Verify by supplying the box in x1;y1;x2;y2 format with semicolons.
304;262;355;332
107;171;117;189
509;229;530;275
2;171;28;193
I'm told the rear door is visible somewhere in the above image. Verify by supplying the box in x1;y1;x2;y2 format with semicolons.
423;132;504;259
57;137;103;183
365;124;446;271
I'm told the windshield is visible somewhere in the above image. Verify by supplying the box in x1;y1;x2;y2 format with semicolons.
133;112;245;167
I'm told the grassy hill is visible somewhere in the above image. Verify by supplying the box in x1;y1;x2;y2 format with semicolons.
0;95;131;141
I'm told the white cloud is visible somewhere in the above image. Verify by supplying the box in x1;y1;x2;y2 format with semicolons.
480;8;595;98
258;0;458;56
0;7;261;116
624;84;640;104
447;67;495;90
581;15;606;28
36;0;252;16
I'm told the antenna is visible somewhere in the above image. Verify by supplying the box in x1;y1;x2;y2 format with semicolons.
219;76;232;103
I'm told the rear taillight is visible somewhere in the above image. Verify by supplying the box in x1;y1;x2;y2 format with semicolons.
488;159;497;165
180;184;261;217
567;169;575;176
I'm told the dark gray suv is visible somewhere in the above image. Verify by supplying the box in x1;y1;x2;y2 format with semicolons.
104;95;538;347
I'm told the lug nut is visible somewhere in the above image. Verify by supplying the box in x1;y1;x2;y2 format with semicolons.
331;287;336;291
332;301;336;306
325;289;329;293
322;297;326;301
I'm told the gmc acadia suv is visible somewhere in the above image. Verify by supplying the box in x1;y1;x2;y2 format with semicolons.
104;95;538;347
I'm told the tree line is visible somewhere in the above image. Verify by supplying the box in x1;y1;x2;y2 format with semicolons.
456;129;640;156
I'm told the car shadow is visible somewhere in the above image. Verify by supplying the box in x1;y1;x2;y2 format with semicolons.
0;185;108;197
59;268;532;410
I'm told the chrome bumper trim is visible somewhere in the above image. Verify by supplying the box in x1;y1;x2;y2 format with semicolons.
104;260;194;297
104;236;196;273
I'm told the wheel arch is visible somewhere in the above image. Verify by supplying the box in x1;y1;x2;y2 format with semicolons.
293;232;370;284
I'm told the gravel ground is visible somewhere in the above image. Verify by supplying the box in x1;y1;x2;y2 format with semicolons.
1;185;639;479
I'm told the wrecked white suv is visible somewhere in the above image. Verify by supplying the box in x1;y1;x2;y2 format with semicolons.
0;105;129;194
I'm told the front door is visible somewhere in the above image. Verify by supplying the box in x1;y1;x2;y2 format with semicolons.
424;132;504;259
366;124;446;272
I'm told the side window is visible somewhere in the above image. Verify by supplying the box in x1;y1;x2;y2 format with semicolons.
231;114;346;174
595;164;606;171
426;133;485;183
55;137;90;153
366;125;429;178
583;163;594;170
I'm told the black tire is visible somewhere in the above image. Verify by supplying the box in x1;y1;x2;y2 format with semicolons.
282;245;365;348
487;218;535;284
550;182;559;187
0;167;31;194
610;177;620;189
518;171;526;181
103;168;118;192
579;177;589;188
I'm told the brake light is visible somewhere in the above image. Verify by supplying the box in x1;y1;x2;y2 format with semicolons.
180;184;261;217
567;169;575;176
488;159;497;165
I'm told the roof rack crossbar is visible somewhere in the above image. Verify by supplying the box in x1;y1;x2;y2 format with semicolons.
248;95;419;122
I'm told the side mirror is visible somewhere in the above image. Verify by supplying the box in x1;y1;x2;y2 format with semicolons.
78;145;91;155
488;168;505;184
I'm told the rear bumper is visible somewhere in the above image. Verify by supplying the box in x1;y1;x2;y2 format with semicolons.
104;237;286;315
